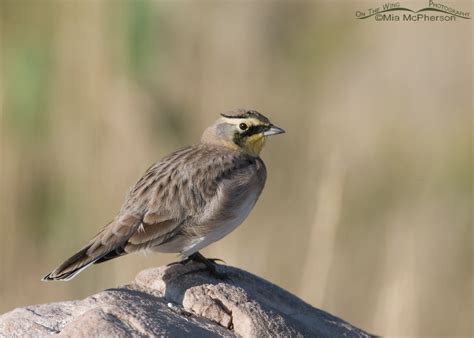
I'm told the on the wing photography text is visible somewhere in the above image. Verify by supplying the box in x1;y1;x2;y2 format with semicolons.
355;1;471;22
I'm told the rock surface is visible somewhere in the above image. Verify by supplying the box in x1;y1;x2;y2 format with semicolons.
0;262;375;337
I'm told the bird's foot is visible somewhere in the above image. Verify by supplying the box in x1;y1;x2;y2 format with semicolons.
205;257;226;264
189;252;231;280
167;252;231;280
167;257;191;267
167;255;199;267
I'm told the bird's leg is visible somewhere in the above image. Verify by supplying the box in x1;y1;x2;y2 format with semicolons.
166;256;193;267
188;252;217;272
166;253;223;267
188;252;228;279
167;252;229;280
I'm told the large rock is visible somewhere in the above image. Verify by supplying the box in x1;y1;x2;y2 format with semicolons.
0;262;375;337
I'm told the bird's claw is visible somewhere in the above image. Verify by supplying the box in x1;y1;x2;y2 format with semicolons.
167;252;231;281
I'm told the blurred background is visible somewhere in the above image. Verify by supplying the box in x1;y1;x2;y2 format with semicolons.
0;0;472;336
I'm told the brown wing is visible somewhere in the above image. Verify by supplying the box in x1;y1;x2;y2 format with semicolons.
115;145;266;255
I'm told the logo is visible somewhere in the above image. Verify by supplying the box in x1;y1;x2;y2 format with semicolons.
355;0;471;22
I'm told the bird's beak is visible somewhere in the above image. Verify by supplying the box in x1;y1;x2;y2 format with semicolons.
263;125;285;136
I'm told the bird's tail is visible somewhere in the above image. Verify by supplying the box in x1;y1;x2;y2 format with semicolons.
42;215;139;281
42;245;100;281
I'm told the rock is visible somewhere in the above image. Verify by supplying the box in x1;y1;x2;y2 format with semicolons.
0;262;375;337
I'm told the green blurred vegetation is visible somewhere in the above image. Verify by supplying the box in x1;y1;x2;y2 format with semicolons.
0;1;472;336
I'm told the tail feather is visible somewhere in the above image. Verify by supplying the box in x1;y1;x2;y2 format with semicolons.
42;245;101;281
94;246;126;264
42;215;142;281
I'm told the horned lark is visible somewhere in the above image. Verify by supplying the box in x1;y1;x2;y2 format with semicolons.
43;109;284;281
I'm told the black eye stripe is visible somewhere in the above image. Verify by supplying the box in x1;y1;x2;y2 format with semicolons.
241;125;267;137
232;124;269;147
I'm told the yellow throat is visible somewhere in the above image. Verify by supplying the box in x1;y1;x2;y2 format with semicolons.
240;133;266;156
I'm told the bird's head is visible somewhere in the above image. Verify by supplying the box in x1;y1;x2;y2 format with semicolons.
201;109;285;156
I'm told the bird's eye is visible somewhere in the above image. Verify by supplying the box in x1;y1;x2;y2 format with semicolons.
239;123;248;131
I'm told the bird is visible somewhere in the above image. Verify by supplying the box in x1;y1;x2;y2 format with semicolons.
42;109;285;281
